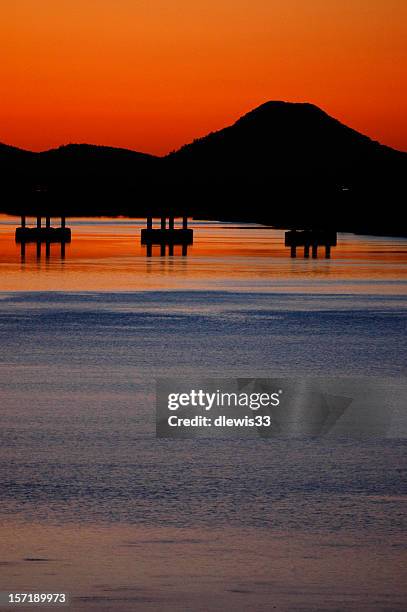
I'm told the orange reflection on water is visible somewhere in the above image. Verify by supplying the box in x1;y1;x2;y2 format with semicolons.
0;216;406;293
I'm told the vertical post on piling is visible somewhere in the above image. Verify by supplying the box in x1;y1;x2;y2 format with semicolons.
161;216;166;230
169;216;174;230
21;242;26;261
290;245;296;258
61;216;66;229
37;216;42;229
146;243;152;257
21;215;26;228
304;245;310;258
45;242;51;259
36;241;41;259
312;244;318;258
46;216;51;229
325;245;331;258
182;216;188;230
168;244;174;256
147;216;153;230
61;242;66;259
182;244;188;256
160;244;166;256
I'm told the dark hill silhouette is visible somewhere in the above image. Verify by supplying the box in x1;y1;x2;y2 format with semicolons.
0;143;36;171
171;101;403;173
1;102;406;234
39;143;156;173
166;102;406;232
1;142;161;216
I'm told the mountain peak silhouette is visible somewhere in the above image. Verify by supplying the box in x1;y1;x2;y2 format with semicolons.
236;100;328;121
0;101;406;234
234;101;361;138
171;100;396;161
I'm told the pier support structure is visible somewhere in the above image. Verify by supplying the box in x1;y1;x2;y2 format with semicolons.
285;230;337;259
20;240;66;261
141;215;193;250
146;243;189;257
15;216;71;243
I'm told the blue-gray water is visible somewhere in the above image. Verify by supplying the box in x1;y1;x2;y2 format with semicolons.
0;220;407;610
0;291;406;531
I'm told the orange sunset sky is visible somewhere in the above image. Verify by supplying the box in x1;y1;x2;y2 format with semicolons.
1;0;406;155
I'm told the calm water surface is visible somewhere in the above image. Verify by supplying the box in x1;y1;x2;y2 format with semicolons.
0;215;406;292
0;216;406;610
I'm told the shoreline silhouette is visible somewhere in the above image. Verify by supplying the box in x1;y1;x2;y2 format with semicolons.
1;101;406;237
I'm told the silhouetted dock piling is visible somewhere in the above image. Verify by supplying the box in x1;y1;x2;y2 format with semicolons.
145;243;189;257
15;216;71;243
20;240;66;261
141;216;193;245
285;229;337;258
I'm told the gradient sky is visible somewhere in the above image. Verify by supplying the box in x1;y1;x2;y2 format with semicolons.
1;0;406;154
